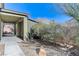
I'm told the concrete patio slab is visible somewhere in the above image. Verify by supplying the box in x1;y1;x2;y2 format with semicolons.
1;36;25;56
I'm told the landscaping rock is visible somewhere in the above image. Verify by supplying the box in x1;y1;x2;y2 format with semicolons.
68;47;79;56
36;46;46;56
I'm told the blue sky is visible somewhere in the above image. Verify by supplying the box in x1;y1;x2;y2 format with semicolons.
5;3;72;23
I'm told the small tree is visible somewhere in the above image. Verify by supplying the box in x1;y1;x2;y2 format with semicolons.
62;3;79;21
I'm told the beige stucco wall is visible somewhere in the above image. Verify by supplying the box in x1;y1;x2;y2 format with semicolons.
23;17;37;41
0;3;4;8
15;22;18;36
27;20;37;33
23;16;28;41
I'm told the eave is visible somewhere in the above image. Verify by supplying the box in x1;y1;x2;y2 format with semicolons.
0;8;28;17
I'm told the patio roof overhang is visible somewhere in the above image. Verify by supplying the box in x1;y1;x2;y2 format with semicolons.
0;13;23;22
0;8;38;23
0;9;25;22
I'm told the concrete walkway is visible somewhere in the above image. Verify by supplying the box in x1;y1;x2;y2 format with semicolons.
1;36;25;56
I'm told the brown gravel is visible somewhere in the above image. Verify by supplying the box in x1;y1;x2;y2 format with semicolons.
18;40;69;56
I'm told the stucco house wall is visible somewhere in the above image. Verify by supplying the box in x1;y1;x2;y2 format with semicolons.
27;19;38;33
23;18;38;41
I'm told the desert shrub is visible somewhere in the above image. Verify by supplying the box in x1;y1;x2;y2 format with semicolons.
72;33;79;46
30;21;61;43
75;36;79;45
28;19;79;47
28;28;35;39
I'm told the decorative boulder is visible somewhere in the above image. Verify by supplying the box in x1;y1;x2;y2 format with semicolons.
36;46;46;56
